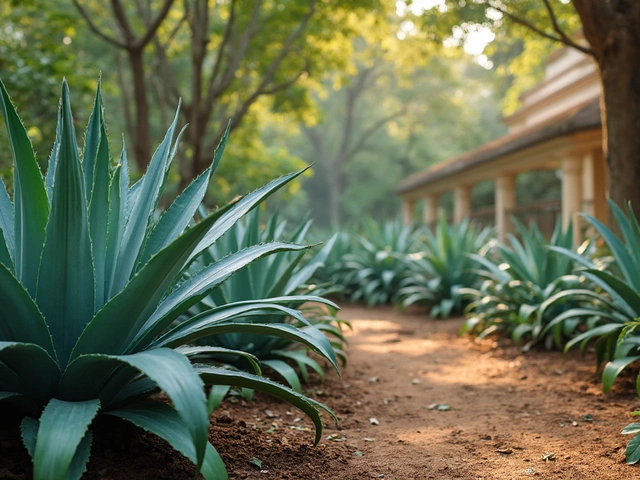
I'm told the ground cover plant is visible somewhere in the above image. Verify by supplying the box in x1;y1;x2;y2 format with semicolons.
397;214;493;318
462;219;587;349
185;209;346;393
0;80;339;480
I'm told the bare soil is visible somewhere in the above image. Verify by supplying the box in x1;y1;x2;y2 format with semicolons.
2;305;639;479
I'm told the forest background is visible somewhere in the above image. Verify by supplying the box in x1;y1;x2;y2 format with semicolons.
0;0;580;229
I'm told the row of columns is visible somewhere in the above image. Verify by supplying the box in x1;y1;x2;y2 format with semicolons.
402;149;605;246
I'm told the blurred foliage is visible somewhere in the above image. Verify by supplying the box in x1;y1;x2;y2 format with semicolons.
0;0;96;184
407;0;583;113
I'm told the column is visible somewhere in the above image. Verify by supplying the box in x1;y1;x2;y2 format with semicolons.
561;157;583;245
423;194;439;226
495;174;516;242
402;198;415;226
581;152;595;218
454;185;471;224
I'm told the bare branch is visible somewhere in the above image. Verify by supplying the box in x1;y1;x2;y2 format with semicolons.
541;0;591;53
488;1;593;56
136;0;176;48
345;107;407;160
208;0;238;88
206;0;264;105
261;68;307;95
110;0;137;45
72;0;127;48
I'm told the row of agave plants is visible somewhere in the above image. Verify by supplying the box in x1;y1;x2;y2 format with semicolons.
0;81;347;479
314;208;640;463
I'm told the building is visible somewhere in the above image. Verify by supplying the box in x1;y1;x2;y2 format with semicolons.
395;46;606;245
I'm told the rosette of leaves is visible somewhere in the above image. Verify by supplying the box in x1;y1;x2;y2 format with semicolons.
186;209;347;393
340;218;420;307
396;214;493;318
461;219;587;349
540;201;640;396
0;80;337;480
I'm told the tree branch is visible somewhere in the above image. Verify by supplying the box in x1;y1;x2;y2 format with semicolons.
110;0;137;45
345;107;407;161
72;0;127;48
488;1;593;56
136;0;175;48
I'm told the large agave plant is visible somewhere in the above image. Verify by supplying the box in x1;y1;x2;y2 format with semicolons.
462;219;586;348
540;201;640;395
397;214;493;318
186;208;346;392
0;80;337;480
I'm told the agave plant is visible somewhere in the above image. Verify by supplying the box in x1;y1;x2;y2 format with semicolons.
185;208;346;392
397;214;493;318
0;80;338;480
539;201;640;398
462;219;587;348
338;218;420;307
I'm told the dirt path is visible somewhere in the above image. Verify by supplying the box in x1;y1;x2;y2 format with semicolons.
3;305;637;479
318;305;639;479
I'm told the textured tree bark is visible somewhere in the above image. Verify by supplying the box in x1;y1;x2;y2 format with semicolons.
597;32;640;212
572;0;640;215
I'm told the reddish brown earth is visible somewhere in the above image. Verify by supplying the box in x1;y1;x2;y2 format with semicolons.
2;305;639;479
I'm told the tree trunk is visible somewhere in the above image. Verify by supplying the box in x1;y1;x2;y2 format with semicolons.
129;48;152;172
598;32;640;214
328;175;341;227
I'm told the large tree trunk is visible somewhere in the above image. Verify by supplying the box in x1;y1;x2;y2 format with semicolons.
129;49;152;172
598;33;640;213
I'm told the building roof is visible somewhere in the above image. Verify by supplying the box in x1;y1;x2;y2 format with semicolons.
395;98;601;196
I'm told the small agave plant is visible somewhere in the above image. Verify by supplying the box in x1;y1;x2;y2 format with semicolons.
0;80;337;480
186;209;346;394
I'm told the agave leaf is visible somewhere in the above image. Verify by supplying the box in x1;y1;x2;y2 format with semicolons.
60;349;208;469
138;166;213;268
602;356;640;393
196;366;335;445
0;80;49;295
274;349;325;382
36;81;95;368
176;345;262;375
111;107;180;293
157;321;338;373
0;342;60;405
188;168;309;263
131;242;312;351
623;423;640;436
0;263;56;357
71;209;224;359
45;104;62;203
67;431;93;480
284;234;337;295
107;401;227;480
582;269;640;317
626;433;640;464
32;398;100;480
565;323;623;353
0;392;22;403
82;81;102;199
208;385;231;413
262;359;302;392
104;146;130;300
88;119;111;310
20;416;38;458
0;179;15;268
